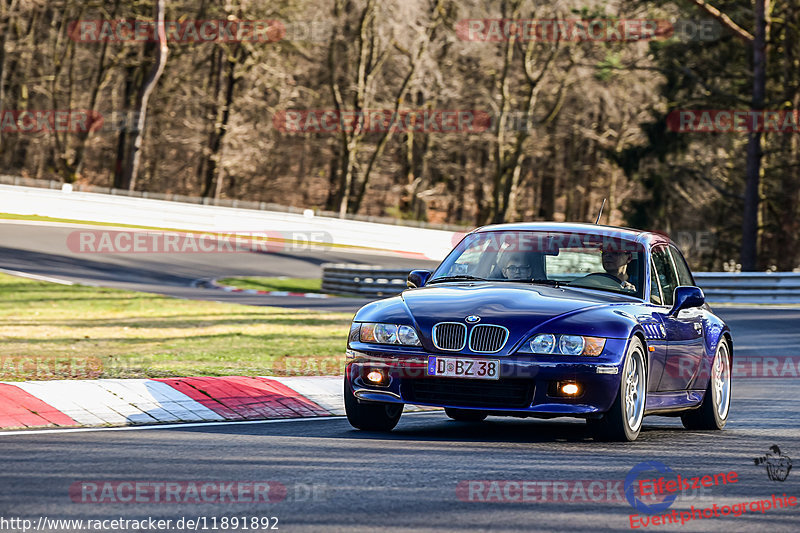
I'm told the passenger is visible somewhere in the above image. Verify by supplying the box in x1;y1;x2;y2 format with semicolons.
500;252;533;280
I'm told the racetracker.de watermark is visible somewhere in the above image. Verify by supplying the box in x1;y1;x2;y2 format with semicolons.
732;357;800;378
449;230;645;253
1;110;215;135
69;481;325;504
456;479;712;504
0;110;103;134
0;355;103;380
70;19;333;44
69;20;284;43
663;356;800;380
455;18;720;42
0;355;104;380
0;355;158;380
267;357;343;376
667;110;800;133
273;109;492;134
67;230;333;254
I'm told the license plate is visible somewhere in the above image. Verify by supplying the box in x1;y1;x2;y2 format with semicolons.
427;356;499;380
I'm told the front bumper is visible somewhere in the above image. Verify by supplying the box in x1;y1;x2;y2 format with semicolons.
346;339;629;417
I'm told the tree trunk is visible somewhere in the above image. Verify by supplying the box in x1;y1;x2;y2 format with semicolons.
491;5;516;223
0;0;15;151
325;142;340;211
327;0;372;218
113;64;136;189
740;0;768;271
55;0;117;182
200;47;223;198
204;48;239;199
338;143;355;218
69;18;114;181
539;139;557;220
120;0;168;191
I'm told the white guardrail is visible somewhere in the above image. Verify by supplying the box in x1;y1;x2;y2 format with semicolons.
0;181;459;261
693;272;800;304
321;266;800;303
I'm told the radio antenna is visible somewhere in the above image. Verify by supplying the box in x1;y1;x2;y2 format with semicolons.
594;198;606;224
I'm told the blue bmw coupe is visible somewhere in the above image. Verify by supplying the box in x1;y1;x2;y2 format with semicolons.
344;223;732;441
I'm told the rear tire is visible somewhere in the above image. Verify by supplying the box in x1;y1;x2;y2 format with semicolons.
344;375;403;431
681;340;731;430
590;337;647;442
445;408;487;422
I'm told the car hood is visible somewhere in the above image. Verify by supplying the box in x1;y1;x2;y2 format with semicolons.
353;283;643;354
353;283;641;354
401;282;634;329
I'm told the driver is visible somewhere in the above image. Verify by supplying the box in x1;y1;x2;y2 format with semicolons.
500;252;533;280
601;250;635;290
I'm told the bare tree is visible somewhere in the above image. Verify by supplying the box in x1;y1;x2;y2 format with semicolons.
349;0;446;214
0;0;20;150
689;0;764;271
327;0;445;217
327;0;383;217
2;0;797;270
119;0;168;191
490;1;574;223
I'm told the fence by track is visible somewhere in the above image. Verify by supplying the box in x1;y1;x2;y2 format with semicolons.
322;264;800;303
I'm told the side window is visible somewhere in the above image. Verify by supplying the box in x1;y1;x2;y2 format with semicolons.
651;246;679;306
649;260;663;305
669;246;695;287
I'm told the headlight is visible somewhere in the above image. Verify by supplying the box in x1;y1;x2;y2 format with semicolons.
374;323;398;344
528;334;556;354
398;325;421;346
349;322;361;343
518;334;606;356
559;335;585;355
355;322;421;346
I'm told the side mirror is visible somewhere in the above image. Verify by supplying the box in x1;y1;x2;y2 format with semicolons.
669;286;705;316
407;270;432;289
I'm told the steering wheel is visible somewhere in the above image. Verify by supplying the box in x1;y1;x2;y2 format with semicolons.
585;272;624;283
569;272;627;290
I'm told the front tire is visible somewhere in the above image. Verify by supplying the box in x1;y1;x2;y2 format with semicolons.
344;376;403;431
681;340;731;430
590;337;647;442
445;408;487;422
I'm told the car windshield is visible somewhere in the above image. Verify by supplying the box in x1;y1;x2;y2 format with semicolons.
430;230;646;298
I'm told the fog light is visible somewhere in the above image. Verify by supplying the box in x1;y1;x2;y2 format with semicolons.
366;371;385;384
548;381;583;398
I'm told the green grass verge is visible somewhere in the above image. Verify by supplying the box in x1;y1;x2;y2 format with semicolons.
217;277;322;293
0;273;350;380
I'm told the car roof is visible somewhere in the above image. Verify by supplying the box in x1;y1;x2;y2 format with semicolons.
471;222;673;248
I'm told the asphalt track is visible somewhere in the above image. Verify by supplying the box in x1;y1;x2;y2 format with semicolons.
1;220;800;532
0;221;438;312
1;376;799;533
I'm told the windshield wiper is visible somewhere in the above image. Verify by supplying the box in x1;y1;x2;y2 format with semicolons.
428;275;488;284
